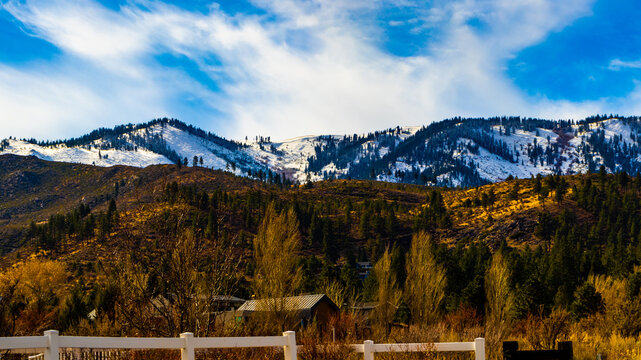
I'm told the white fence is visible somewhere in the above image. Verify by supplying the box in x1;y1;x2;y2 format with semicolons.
1;330;485;360
0;330;296;360
351;338;485;360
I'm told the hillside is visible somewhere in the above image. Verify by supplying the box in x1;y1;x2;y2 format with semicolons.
0;154;631;267
0;154;260;252
2;154;641;354
3;115;641;187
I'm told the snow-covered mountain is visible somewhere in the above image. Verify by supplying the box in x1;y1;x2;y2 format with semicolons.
2;116;641;187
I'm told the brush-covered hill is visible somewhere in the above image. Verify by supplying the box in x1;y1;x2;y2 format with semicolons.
0;154;262;252
2;154;641;340
2;153;637;272
4;115;641;187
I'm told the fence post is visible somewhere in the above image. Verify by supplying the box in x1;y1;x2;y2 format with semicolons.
180;332;195;360
503;341;518;360
363;340;374;360
474;338;485;360
44;330;59;360
558;341;573;360
283;331;297;360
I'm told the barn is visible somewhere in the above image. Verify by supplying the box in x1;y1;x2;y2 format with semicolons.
235;294;339;328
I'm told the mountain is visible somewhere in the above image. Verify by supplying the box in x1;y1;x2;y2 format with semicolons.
3;115;641;187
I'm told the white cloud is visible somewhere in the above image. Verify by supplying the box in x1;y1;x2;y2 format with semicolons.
609;59;641;71
4;0;151;77
0;61;169;140
0;0;629;142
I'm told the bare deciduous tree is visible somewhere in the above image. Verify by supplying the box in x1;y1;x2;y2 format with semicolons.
112;230;241;336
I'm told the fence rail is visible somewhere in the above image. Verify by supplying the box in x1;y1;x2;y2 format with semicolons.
0;330;296;360
1;330;484;360
351;338;485;360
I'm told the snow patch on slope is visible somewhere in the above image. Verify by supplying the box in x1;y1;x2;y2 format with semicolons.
144;124;231;170
0;139;172;167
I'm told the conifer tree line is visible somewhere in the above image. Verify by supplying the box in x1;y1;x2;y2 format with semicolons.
27;199;119;250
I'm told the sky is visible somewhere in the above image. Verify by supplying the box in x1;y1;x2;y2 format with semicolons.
1;0;641;141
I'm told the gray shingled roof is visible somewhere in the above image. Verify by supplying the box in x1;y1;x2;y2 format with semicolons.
237;294;337;312
211;295;246;303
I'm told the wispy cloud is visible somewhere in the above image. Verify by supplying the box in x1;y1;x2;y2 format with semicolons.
0;0;631;141
0;60;169;140
609;58;641;71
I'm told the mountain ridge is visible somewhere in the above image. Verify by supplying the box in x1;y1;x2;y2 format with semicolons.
2;115;640;187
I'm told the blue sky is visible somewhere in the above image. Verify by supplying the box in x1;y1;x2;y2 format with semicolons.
1;0;640;141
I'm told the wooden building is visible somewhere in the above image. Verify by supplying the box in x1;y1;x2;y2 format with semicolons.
235;294;339;328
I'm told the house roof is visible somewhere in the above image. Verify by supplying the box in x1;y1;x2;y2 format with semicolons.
237;294;338;312
350;302;378;310
210;295;246;303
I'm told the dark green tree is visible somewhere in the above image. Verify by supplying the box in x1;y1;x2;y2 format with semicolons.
570;282;604;319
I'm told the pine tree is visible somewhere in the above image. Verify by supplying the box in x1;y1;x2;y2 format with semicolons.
555;178;568;203
570;282;603;319
509;181;520;201
599;165;607;186
533;174;542;194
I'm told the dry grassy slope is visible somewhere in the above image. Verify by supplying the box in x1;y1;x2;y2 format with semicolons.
0;154;597;264
439;176;593;249
0;154;265;222
0;154;261;250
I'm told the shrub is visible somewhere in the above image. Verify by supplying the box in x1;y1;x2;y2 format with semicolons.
570;282;604;320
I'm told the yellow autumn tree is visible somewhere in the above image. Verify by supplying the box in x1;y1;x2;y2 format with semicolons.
405;232;447;326
253;203;302;332
372;248;402;335
485;252;515;359
0;257;68;309
0;257;69;334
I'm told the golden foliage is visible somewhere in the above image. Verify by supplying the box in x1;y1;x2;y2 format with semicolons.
253;203;302;301
485;252;515;360
589;274;626;311
251;203;303;333
568;331;641;360
0;257;69;308
319;280;354;312
404;232;446;326
372;248;402;334
523;307;571;350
